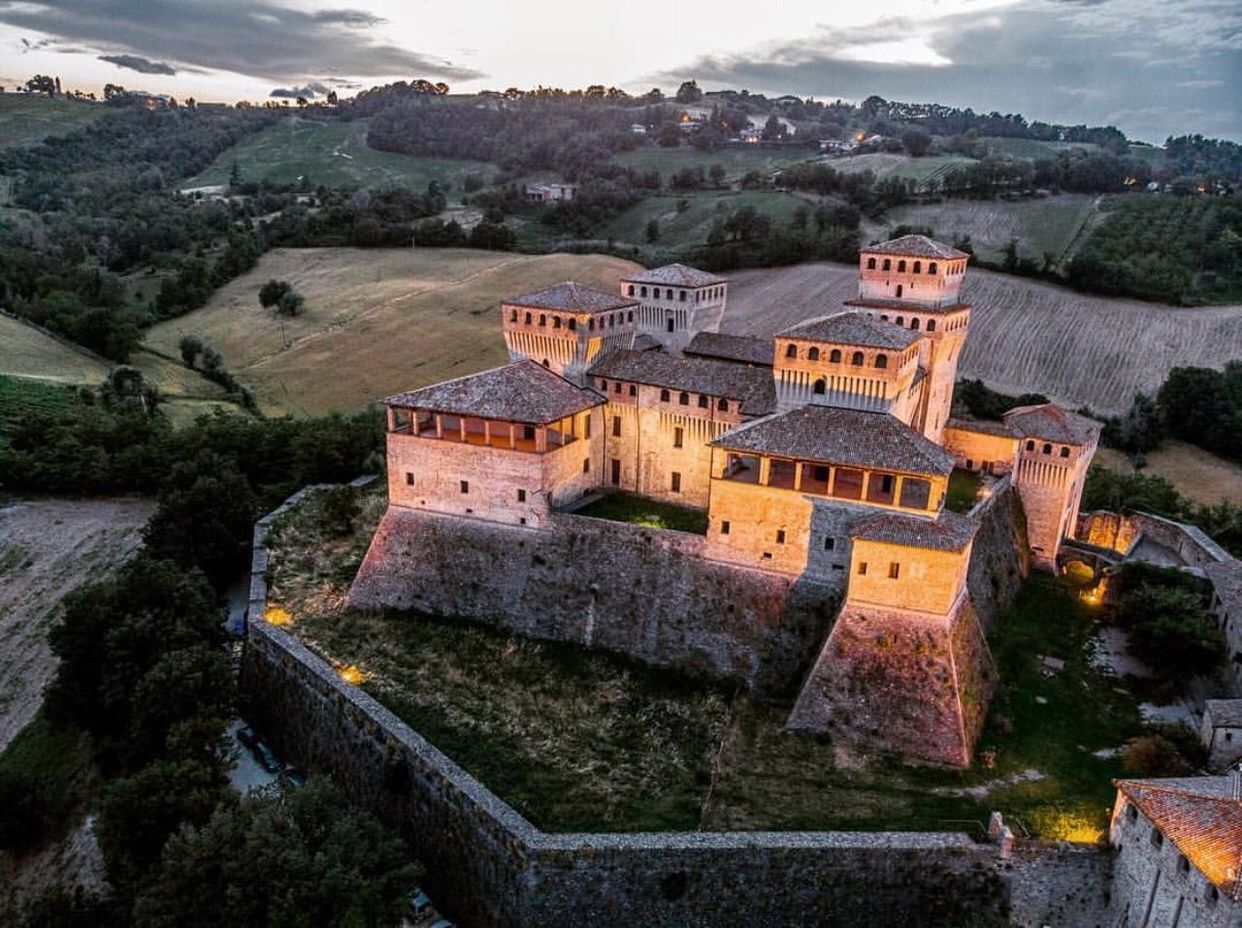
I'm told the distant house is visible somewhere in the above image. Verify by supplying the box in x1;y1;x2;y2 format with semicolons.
630;123;647;135
820;138;856;154
739;128;761;144
525;183;577;204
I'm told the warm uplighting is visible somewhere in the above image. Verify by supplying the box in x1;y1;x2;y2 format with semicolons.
338;664;371;685
1048;812;1105;844
1079;578;1108;607
264;605;294;626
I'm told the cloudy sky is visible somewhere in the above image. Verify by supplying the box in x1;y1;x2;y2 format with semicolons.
0;0;1237;142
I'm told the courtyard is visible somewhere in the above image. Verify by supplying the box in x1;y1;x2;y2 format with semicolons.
263;485;1147;841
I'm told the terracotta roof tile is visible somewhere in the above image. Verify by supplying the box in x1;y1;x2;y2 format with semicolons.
778;312;922;351
851;511;979;553
713;407;956;476
385;360;602;424
502;282;637;314
684;332;774;367
589;350;774;415
1115;777;1242;898
621;263;726;287
862;234;969;259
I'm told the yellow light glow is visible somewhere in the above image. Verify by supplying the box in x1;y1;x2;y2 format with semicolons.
264;606;294;626
1049;812;1105;844
338;664;370;685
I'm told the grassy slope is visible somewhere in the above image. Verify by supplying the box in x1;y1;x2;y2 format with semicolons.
1097;440;1242;507
144;247;644;417
828;152;976;187
614;146;818;182
185;116;494;195
0;375;75;446
605;189;807;250
0;95;104;148
0;315;109;386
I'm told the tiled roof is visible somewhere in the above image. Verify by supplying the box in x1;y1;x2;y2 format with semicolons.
1115;777;1242;898
862;234;969;259
778;312;922;350
630;333;663;352
945;417;1016;439
385;360;602;424
1205;699;1242;729
683;332;774;367
1207;560;1242;619
713;407;956;476
621;263;726;287
1003;404;1100;445
844;298;971;316
589;350;774;415
851;511;979;553
502;282;637;314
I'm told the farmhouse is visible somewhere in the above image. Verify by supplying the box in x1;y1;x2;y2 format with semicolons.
354;235;1099;766
524;182;577;203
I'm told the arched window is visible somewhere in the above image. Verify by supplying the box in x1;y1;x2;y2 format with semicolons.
910;318;919;330
698;394;709;408
882;258;891;271
807;346;820;361
718;398;729;411
510;309;518;322
829;349;842;363
599;379;608;391
897;260;906;272
895;316;904;326
641;286;648;297
875;354;888;369
678;391;689;406
541;359;550;368
813;378;827;395
1025;440;1035;451
588;319;595;331
679;290;686;302
851;351;864;366
785;344;797;359
929;262;937;274
913;261;921;274
867;257;876;269
880;314;888;321
926;319;935;332
660;389;670;402
539;314;547;327
1042;443;1052;455
568;318;576;331
666;289;674;299
896;284;903;298
627;310;634;322
553;316;561;329
525;312;532;324
1060;447;1070;458
627;284;635;296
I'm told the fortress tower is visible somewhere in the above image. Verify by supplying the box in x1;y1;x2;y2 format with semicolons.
620;264;728;355
848;236;973;444
501;282;638;384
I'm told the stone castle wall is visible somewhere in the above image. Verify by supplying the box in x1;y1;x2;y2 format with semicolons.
347;507;841;695
966;478;1031;632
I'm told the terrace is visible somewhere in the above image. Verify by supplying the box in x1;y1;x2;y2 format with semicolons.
718;452;934;512
389;407;583;454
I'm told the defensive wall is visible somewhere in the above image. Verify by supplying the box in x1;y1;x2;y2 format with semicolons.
1077;509;1231;571
241;484;1102;927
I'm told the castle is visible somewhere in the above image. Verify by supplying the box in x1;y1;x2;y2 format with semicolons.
362;235;1100;766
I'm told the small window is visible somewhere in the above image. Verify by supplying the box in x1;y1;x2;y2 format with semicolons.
678;391;690;406
721;520;730;535
627;310;633;322
1150;828;1163;848
875;354;888;370
1178;855;1190;874
671;472;681;493
599;378;608;391
519;517;527;525
613;382;622;394
405;472;414;485
612;416;621;437
718;398;728;411
896;316;904;326
824;537;835;551
460;480;469;494
808;346;820;361
897;260;906;272
829;349;842;363
867;257;876;269
673;427;684;448
660;389;671;402
857;562;868;576
517;489;526;502
679;290;686;302
889;562;900;579
524;312;532;324
627;284;635;296
698;395;709;409
665;289;673;299
582;458;590;474
553;316;561;329
589;318;595;331
1228;732;1235;743
910;318;919;330
641;286;648;298
584;416;592;438
929;262;938;274
913;261;921;274
882;259;891;271
813;378;827;395
785;344;798;359
510;309;517;322
1059;447;1070;458
568;318;576;331
1042;443;1053;455
1025;440;1035;452
629;384;637;396
1126;803;1138;822
539;314;547;327
776;529;786;545
851;352;864;366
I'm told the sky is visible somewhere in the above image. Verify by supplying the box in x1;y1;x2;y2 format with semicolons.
0;0;1237;143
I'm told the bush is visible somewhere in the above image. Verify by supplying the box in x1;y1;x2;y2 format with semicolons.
257;279;291;308
1115;580;1223;679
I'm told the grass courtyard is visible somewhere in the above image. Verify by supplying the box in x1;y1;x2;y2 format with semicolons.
572;491;709;535
266;485;1145;840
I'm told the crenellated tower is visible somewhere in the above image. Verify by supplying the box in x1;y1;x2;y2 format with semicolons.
501;282;638;385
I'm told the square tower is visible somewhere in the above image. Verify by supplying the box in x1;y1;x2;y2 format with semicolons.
501;282;638;384
620;264;728;355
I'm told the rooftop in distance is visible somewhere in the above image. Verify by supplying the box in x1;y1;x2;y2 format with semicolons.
862;234;970;260
385;360;602;424
621;263;728;287
778;311;923;351
502;281;638;314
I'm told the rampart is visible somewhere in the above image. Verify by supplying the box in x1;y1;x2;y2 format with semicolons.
965;477;1031;631
1077;509;1230;569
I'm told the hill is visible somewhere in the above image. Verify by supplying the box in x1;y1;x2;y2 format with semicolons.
721;262;1242;414
184;116;493;194
0;314;110;385
0;95;105;148
144;247;644;416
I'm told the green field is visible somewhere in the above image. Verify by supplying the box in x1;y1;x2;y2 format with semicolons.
0;374;76;445
827;152;977;190
975;137;1098;159
615;145;818;183
186;116;495;195
0;313;110;385
605;189;809;251
0;94;105;147
574;491;709;534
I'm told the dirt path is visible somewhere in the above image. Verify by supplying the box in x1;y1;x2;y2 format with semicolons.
0;498;153;753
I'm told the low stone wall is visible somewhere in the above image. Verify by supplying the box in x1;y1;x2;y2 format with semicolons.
966;477;1031;632
346;507;840;696
1077;509;1230;570
242;623;1011;928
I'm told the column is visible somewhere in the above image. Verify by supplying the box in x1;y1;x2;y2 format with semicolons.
484;419;492;447
435;414;443;439
860;470;871;502
827;466;837;497
386;406;395;432
759;457;771;486
509;422;516;449
459;417;466;442
536;427;547;453
794;462;804;492
894;476;905;510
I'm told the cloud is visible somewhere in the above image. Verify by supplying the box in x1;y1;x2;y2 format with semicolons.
270;81;332;99
0;0;484;84
646;0;1241;142
98;53;176;75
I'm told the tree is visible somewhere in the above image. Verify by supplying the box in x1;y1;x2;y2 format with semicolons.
258;279;291;308
127;646;235;763
657;123;681;148
25;75;55;96
675;80;702;104
645;87;664;103
901;128;932;157
1116;582;1224;678
708;164;727;188
134;778;417;928
276;289;304;317
228;161;241;189
316;485;362;535
645;219;660;243
761;114;784;141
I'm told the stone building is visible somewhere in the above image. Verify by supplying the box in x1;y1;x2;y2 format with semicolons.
360;234;1097;767
1207;560;1242;693
1201;701;1242;772
1109;775;1242;927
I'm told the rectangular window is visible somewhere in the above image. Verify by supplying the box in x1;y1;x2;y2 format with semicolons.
889;562;900;579
673;427;684;448
582;458;590;474
405;472;414;486
584;416;591;438
776;529;786;545
517;489;526;502
460;480;469;494
612;416;622;437
671;472;681;493
628;384;636;396
824;537;835;551
721;520;730;535
858;562;868;576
